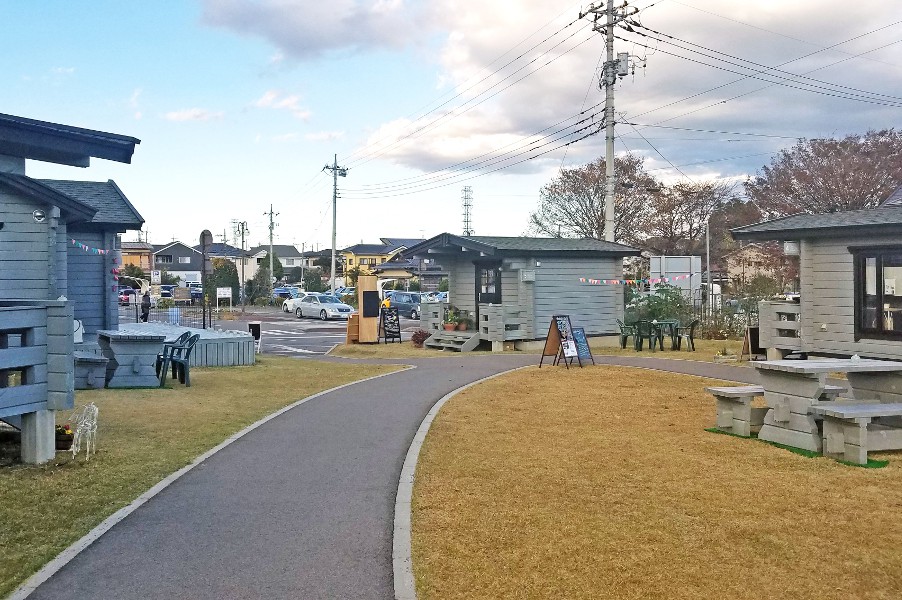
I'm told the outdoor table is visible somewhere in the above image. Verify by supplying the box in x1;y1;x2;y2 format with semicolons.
653;319;680;350
96;329;166;388
753;358;902;452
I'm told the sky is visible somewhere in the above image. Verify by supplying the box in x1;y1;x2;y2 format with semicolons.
3;0;901;251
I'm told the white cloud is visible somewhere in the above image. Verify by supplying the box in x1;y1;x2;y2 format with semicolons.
164;108;225;122
305;131;346;142
254;90;311;119
52;67;75;75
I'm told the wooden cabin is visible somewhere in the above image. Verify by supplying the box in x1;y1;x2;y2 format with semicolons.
403;234;641;351
0;112;140;463
731;189;902;360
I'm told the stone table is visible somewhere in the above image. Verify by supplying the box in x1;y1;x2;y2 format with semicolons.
96;329;166;388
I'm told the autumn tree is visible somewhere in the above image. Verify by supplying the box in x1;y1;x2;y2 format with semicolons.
745;129;902;218
528;153;658;245
642;180;736;256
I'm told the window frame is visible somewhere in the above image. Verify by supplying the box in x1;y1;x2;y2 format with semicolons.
851;245;902;341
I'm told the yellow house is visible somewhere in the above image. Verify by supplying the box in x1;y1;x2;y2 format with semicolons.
120;241;154;272
341;238;422;275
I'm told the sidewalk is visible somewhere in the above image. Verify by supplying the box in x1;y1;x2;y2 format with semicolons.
23;355;753;599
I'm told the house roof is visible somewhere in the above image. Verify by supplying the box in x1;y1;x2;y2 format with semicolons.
380;237;424;250
153;241;201;256
121;241;154;251
403;233;642;258
0;112;140;167
248;244;301;258
342;243;397;255
881;184;902;207
0;173;97;221
192;242;245;257
37;179;143;228
731;206;902;241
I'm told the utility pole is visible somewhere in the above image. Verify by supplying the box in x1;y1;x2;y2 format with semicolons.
237;221;248;312
322;154;348;293
300;242;305;288
264;204;279;289
580;0;640;242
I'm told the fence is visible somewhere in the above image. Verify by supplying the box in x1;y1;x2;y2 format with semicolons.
121;302;214;329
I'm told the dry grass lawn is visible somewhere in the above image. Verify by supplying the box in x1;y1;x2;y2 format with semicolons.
412;365;902;599
0;356;397;598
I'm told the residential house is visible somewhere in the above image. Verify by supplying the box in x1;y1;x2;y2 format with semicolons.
248;244;305;277
153;241;203;284
120;240;154;272
731;188;902;360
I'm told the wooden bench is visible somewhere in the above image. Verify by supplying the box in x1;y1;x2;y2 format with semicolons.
74;351;109;390
810;402;902;464
706;384;846;437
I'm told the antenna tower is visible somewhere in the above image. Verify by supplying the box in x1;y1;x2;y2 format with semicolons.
462;186;474;236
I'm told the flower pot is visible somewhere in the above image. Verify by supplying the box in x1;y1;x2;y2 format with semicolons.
457;322;468;331
56;434;73;451
443;323;456;331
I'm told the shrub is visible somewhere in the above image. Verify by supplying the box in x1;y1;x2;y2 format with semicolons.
411;329;430;347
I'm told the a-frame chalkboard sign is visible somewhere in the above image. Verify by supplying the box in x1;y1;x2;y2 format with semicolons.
379;307;401;344
539;314;581;368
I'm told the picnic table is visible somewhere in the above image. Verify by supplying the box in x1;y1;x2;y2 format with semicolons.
96;329;166;388
754;358;902;455
628;319;680;350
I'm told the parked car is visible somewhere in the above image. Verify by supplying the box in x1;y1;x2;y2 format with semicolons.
295;294;355;320
160;285;175;298
384;291;421;319
282;292;315;313
118;288;138;305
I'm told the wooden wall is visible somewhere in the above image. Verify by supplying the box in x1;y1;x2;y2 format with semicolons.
801;235;902;359
0;190;55;300
67;229;119;336
533;257;622;336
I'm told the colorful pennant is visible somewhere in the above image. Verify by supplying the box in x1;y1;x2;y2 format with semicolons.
70;239;109;255
579;274;692;286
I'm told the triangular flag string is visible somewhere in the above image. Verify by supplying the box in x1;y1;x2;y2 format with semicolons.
578;274;691;286
70;238;110;255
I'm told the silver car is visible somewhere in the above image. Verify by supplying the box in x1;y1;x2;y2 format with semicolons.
296;294;355;320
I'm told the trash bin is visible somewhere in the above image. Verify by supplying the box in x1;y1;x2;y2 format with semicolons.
248;322;261;353
168;307;181;325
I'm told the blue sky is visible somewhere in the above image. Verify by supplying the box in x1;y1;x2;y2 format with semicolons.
4;1;901;250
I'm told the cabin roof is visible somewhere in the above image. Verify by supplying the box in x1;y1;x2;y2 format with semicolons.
731;206;902;241
403;233;642;258
0;173;97;221
37;179;143;228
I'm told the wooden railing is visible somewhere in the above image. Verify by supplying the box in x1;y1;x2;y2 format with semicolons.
478;304;528;342
758;301;802;354
0;300;73;419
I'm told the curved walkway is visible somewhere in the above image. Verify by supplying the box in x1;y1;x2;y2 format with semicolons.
20;354;754;600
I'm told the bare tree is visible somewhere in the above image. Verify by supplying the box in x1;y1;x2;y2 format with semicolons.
527;153;658;245
745;129;902;218
642;180;736;255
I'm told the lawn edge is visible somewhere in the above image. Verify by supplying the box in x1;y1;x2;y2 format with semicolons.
392;364;533;600
8;364;413;600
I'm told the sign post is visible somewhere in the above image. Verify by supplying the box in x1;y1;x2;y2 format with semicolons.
216;287;232;312
539;315;581;368
200;229;213;329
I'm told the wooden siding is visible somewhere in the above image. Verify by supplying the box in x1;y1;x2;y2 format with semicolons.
0;190;51;299
67;230;106;334
533;257;622;336
446;258;477;315
801;235;902;359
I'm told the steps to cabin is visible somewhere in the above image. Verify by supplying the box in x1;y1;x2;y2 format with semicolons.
423;330;481;352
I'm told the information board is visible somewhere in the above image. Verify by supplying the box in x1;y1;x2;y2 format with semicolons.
571;327;595;365
216;287;231;299
362;290;381;318
539;314;582;368
380;307;401;343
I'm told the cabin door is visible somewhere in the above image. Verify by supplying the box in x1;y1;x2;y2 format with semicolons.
474;262;502;323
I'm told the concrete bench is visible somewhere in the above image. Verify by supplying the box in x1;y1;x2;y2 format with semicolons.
810;402;902;464
74;351;109;390
706;384;846;437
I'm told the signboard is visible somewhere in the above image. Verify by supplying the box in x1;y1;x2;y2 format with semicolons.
151;270;161;284
173;287;191;303
216;287;231;299
539;315;582;368
362;290;381;318
571;327;595;365
379;307;401;343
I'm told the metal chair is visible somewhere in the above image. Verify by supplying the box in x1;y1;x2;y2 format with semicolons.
676;319;700;351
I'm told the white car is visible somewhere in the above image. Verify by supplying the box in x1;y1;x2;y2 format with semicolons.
282;292;313;313
295;294;355;320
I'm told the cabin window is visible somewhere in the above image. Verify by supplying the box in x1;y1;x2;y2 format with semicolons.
853;248;902;339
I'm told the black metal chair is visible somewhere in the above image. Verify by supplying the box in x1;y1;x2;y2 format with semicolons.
676;319;700;351
616;319;636;349
158;334;200;386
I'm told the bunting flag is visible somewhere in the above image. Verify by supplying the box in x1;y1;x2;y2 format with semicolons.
578;274;691;286
70;239;110;255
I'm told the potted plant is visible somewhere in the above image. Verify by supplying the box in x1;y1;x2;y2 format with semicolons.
443;307;459;331
55;423;74;451
714;344;738;363
411;329;430;348
457;311;473;331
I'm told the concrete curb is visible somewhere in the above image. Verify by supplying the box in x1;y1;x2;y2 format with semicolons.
392;365;533;600
8;365;414;600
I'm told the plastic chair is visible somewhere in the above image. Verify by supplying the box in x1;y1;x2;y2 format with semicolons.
616;319;636;349
676;319;700;351
158;334;200;386
634;320;663;351
156;331;191;377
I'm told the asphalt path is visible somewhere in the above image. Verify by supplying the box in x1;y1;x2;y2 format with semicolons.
27;354;539;599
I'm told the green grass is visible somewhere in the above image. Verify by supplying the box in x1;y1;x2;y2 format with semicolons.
705;427;888;467
0;356;399;597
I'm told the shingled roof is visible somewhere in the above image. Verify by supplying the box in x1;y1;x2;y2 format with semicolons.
37;179;143;228
731;206;902;241
0;173;96;221
403;233;641;258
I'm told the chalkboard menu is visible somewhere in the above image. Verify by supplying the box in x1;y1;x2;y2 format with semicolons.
540;314;583;368
571;327;594;365
362;290;380;318
380;307;401;343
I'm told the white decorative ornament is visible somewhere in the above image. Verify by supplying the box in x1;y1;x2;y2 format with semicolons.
70;403;99;460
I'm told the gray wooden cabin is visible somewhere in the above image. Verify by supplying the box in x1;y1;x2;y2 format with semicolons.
403;234;641;351
731;191;902;360
0;112;140;463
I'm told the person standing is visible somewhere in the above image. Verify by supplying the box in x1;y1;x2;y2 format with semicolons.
140;291;151;322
